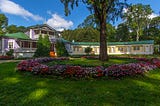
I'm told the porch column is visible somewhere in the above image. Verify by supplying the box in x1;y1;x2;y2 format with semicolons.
30;42;32;50
29;29;33;39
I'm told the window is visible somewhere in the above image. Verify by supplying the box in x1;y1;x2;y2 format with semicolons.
133;46;140;51
111;47;115;53
79;47;83;52
73;46;76;51
34;30;39;34
8;42;13;49
21;41;29;48
118;47;123;52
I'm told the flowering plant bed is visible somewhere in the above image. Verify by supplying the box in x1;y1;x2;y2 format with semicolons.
17;57;160;79
0;56;14;60
17;57;69;72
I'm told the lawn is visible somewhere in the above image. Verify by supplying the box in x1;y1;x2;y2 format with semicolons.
46;57;137;67
0;61;160;106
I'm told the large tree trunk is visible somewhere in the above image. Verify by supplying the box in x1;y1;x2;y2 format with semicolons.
99;15;109;61
93;1;109;61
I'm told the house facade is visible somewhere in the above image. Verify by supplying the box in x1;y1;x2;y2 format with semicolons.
0;24;155;58
70;40;154;55
0;24;59;58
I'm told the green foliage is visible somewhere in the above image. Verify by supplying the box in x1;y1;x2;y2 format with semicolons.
6;25;26;33
62;27;99;42
114;23;132;42
154;47;160;54
106;23;116;41
55;40;68;57
0;14;8;35
34;35;51;57
123;4;153;41
142;16;160;44
6;49;14;56
85;47;92;55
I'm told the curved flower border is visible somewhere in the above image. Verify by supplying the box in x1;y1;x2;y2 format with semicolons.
17;57;160;79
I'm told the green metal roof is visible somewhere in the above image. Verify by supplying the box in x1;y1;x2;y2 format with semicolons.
4;32;30;40
73;40;154;46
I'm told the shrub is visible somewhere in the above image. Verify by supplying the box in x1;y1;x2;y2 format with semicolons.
55;40;69;57
34;34;51;57
84;47;92;55
6;49;14;56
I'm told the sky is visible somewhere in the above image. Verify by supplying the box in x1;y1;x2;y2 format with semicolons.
0;0;160;31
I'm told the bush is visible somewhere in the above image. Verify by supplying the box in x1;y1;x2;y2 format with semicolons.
6;49;14;56
85;47;92;55
34;35;51;57
55;40;69;57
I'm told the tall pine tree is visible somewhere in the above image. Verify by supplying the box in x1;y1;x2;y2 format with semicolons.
34;35;51;57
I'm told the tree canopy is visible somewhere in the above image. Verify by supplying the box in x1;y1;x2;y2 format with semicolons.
123;4;152;41
6;25;26;33
0;14;8;35
61;27;99;42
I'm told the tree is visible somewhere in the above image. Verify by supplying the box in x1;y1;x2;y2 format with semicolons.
106;23;116;42
55;40;69;57
114;23;131;41
34;35;51;57
60;0;127;61
6;25;18;33
0;14;8;35
142;16;160;44
61;27;100;42
123;4;152;41
43;35;51;56
6;25;26;33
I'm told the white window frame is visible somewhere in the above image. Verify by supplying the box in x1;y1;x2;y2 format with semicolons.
8;41;14;49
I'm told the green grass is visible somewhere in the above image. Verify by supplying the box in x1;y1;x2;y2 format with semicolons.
0;62;160;106
47;58;137;67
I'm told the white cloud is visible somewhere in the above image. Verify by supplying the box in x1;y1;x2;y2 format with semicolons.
46;13;73;31
149;13;159;19
0;0;43;21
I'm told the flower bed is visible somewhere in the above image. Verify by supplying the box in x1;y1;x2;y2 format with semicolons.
17;57;160;79
0;56;14;60
17;57;69;71
105;62;157;78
